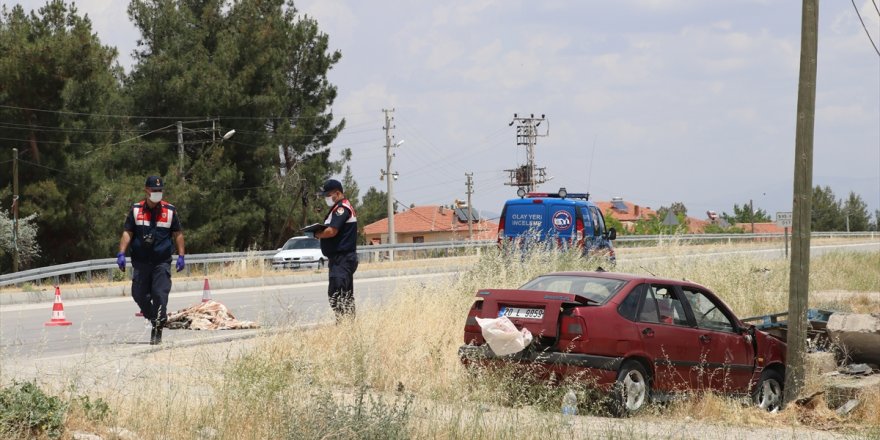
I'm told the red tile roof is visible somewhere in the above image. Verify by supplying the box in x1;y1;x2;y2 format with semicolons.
595;200;655;222
363;205;498;239
735;222;785;234
686;217;709;233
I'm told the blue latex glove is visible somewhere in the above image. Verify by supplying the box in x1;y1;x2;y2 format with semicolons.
176;255;185;272
116;252;126;271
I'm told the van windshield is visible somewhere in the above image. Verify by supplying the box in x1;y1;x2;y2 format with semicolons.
519;275;627;304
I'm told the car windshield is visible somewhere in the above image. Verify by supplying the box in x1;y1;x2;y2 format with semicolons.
519;275;628;304
282;238;319;250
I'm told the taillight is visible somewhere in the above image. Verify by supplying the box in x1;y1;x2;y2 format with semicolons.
575;218;585;245
558;313;587;351
497;217;505;245
464;300;484;344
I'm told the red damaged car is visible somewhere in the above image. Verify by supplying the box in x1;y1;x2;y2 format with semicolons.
459;272;787;415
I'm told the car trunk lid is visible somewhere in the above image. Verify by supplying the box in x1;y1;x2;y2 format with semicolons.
472;289;592;338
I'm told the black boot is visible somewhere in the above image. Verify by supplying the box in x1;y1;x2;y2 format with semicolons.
150;326;163;345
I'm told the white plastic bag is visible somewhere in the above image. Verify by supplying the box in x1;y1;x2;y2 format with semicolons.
475;316;533;356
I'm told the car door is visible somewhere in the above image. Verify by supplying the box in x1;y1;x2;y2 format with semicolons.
679;287;754;392
630;284;702;392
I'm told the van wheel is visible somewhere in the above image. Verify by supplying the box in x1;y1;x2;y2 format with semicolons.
610;360;650;417
319;258;326;269
752;369;783;412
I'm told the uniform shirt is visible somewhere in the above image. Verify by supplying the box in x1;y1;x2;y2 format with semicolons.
320;199;358;257
124;200;182;264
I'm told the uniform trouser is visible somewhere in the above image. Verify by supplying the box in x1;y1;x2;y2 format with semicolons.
327;252;358;320
132;261;172;326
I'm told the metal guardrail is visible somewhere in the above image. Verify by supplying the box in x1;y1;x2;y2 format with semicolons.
1;232;875;287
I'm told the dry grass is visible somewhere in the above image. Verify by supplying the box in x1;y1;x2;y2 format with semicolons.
4;245;879;439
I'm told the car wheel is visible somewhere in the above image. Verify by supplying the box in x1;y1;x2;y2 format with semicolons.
752;369;784;412
319;258;326;268
610;360;650;417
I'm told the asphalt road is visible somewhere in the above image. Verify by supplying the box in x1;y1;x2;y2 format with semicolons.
0;273;453;367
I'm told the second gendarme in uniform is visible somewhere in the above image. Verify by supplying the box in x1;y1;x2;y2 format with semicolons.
313;179;359;321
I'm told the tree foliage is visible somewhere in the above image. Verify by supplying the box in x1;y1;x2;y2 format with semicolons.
842;191;869;232
0;1;127;266
811;186;871;232
0;0;348;271
0;209;41;270
357;187;388;243
721;201;771;225
125;0;346;251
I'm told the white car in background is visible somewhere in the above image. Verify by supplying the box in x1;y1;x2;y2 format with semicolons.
272;236;325;269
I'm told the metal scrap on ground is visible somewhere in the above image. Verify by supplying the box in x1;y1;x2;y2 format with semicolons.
166;300;260;330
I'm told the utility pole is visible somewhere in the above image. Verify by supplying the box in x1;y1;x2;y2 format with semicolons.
504;114;549;192
177;121;184;177
465;172;474;240
381;108;399;260
750;199;755;233
12;148;19;273
784;0;818;406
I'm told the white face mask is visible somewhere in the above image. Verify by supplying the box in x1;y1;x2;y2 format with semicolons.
325;196;335;207
149;192;163;203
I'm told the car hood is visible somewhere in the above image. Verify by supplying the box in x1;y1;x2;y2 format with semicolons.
273;249;323;259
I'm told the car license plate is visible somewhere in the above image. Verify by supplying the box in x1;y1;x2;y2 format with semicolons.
498;307;544;320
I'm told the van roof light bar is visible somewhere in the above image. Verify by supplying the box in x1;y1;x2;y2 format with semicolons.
526;191;590;201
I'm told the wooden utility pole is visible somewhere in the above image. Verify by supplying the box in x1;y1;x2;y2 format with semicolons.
12;148;19;273
177;121;184;177
784;0;818;406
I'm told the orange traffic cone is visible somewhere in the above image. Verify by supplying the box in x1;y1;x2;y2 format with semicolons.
201;278;212;303
44;286;73;326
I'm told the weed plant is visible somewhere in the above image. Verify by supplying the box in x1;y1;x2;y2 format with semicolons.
6;245;878;438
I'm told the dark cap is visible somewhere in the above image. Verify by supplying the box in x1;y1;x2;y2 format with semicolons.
319;179;343;196
145;176;164;190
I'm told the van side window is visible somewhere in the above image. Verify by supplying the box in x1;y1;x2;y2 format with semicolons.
590;206;605;236
580;207;593;236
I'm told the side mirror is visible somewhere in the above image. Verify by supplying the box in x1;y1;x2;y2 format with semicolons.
607;228;617;240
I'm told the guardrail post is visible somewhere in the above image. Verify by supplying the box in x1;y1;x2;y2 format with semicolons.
87;269;92;284
53;275;59;285
108;269;113;283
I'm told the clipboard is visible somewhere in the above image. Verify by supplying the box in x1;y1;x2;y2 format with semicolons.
300;223;327;233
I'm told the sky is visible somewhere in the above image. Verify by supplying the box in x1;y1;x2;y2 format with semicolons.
13;0;880;222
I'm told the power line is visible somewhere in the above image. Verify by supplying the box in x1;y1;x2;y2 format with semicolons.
0;103;373;121
852;0;880;56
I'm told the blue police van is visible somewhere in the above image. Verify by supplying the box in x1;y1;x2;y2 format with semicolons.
497;188;617;261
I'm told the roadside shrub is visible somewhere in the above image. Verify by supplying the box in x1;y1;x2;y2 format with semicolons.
70;395;111;424
286;386;413;440
0;381;67;439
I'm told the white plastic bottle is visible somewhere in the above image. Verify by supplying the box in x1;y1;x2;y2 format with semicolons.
562;389;578;416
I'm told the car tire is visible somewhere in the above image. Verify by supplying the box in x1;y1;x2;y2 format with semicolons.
319;258;326;268
752;368;784;412
610;360;650;417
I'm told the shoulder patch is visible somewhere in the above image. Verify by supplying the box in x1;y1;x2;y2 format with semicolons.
336;207;345;216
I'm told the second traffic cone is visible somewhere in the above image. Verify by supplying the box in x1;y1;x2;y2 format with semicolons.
45;286;73;326
201;278;213;303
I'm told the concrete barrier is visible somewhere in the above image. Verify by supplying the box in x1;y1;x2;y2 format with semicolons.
827;312;880;365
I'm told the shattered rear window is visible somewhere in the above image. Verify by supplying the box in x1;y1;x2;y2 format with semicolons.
519;275;628;304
